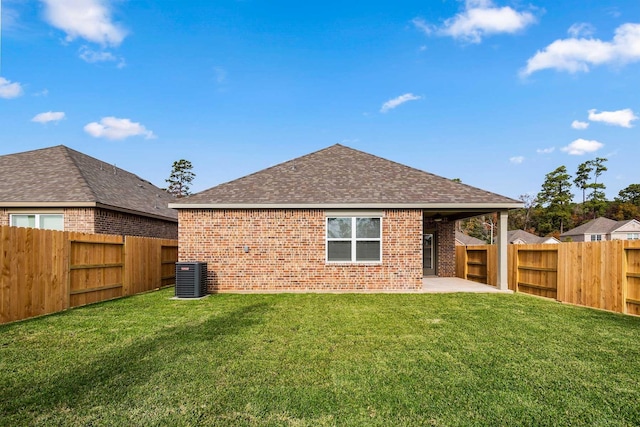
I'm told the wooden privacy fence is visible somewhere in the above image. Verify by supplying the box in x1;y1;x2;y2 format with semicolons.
0;225;178;324
456;240;640;316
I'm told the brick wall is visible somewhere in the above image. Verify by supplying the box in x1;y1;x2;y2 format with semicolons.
1;207;176;239
178;208;423;292
436;220;456;277
93;208;177;239
64;208;95;234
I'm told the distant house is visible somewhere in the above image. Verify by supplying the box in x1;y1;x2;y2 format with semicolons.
455;231;486;246
0;145;177;239
508;230;560;244
171;144;521;292
560;217;640;242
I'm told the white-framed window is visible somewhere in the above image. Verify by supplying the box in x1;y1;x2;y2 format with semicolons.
590;234;602;242
10;214;64;231
628;233;640;240
326;217;381;263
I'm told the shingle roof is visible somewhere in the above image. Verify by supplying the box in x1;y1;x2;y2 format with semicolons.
455;231;486;246
0;145;177;221
173;144;520;207
560;217;622;237
508;229;547;244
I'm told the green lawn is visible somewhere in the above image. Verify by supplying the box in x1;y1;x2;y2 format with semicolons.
1;289;639;426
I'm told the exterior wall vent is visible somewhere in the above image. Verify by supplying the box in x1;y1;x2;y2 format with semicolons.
175;262;207;298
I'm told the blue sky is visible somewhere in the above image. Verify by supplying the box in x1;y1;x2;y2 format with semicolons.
1;0;639;200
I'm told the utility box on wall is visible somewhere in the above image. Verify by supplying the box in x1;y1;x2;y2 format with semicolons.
175;262;208;298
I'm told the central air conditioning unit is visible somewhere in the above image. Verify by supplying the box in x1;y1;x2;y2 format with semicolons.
175;262;208;298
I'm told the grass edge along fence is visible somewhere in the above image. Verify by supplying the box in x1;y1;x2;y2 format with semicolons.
0;225;177;324
456;240;640;316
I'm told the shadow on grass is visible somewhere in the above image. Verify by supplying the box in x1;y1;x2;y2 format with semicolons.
0;302;270;418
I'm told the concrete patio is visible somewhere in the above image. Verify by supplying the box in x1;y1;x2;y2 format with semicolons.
422;277;513;293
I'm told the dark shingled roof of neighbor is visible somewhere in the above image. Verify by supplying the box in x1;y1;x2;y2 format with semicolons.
0;145;177;220
173;144;520;207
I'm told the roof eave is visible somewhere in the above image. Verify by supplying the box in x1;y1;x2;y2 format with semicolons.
0;201;177;222
168;202;524;210
0;201;97;208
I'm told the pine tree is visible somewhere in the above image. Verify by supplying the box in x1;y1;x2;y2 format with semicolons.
165;159;195;198
536;166;573;234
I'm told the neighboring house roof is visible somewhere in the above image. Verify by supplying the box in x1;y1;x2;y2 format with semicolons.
559;217;637;237
0;145;177;221
171;144;521;211
455;231;486;246
508;229;559;244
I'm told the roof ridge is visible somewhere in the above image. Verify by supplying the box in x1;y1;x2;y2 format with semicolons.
60;145;100;202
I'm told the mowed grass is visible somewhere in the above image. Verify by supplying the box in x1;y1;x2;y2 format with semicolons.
1;289;639;426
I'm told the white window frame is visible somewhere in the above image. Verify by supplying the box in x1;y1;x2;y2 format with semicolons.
590;234;602;242
326;216;382;264
628;233;640;240
10;214;64;231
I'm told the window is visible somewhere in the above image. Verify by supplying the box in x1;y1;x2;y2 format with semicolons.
327;217;381;262
590;234;602;242
628;233;640;240
10;214;64;231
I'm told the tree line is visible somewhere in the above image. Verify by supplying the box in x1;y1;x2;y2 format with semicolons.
460;158;640;242
510;157;640;237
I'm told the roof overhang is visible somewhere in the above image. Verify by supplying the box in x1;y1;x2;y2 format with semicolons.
0;201;178;222
169;202;523;210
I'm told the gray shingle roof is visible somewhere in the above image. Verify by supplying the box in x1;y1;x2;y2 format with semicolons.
173;144;520;207
455;231;486;246
0;145;177;221
560;217;621;237
508;229;547;244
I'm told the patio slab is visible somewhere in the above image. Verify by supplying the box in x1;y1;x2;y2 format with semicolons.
422;277;513;293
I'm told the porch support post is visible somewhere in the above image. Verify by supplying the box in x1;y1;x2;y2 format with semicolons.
497;210;509;290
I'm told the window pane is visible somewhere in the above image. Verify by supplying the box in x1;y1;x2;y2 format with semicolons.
356;218;380;238
328;241;352;261
11;215;35;228
327;218;352;238
356;241;380;262
39;215;64;231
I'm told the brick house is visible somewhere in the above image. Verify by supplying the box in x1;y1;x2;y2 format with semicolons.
170;144;520;292
0;145;177;239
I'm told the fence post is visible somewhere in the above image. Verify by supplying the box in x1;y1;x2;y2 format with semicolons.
622;242;628;315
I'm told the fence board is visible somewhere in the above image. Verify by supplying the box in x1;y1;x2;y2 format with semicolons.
0;225;177;324
457;240;640;316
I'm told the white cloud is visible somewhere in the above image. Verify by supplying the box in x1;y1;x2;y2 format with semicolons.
536;147;555;154
412;18;434;35
588;108;638;128
561;138;604;155
568;23;595;38
78;46;125;67
509;156;524;164
84;117;156;140
31;111;65;124
571;120;589;130
522;23;640;76
0;77;24;99
421;0;536;43
41;0;127;47
380;93;422;113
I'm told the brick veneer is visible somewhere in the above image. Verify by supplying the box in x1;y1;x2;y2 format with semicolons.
92;208;177;239
2;207;177;239
178;208;424;292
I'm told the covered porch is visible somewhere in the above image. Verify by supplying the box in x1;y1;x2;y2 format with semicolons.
422;208;512;291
